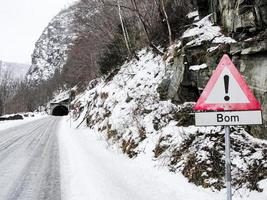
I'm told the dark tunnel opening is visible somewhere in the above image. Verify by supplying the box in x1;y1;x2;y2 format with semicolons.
52;105;69;116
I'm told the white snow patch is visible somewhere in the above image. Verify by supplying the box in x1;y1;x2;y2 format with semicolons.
51;89;70;103
0;112;47;131
187;11;199;19
182;15;236;46
207;45;220;52
194;16;200;21
189;63;207;71
212;36;236;44
250;151;263;160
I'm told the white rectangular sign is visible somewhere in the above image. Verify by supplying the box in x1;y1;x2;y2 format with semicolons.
195;110;262;126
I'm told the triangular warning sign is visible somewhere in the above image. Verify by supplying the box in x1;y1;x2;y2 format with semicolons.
194;54;261;111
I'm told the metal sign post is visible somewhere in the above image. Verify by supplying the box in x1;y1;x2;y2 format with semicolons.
224;126;232;200
193;54;262;200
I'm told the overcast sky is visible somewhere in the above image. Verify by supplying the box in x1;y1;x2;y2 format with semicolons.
0;0;77;64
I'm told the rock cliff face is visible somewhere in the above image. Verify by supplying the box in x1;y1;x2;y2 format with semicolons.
26;5;78;83
159;0;267;138
210;0;267;33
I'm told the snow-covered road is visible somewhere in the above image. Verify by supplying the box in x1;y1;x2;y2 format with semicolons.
0;117;61;200
1;116;266;200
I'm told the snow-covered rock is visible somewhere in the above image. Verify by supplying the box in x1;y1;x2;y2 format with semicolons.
26;5;78;83
182;14;236;47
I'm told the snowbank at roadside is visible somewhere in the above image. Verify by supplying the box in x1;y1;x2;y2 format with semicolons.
58;117;267;200
0;112;47;131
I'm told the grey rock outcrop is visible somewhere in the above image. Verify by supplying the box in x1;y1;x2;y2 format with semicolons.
231;38;267;138
159;0;267;138
199;0;267;34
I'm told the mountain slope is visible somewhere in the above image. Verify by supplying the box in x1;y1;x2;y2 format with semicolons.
26;5;78;83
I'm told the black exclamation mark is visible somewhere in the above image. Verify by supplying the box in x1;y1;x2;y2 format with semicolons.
224;75;230;101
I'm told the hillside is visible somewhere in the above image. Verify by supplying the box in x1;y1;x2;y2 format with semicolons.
68;46;267;198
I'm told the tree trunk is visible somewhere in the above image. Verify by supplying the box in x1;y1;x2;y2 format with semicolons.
160;0;172;45
130;0;151;43
117;0;132;57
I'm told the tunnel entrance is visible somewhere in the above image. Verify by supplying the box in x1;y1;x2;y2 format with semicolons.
52;105;69;116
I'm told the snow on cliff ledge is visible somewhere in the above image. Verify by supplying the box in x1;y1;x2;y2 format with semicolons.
182;14;236;46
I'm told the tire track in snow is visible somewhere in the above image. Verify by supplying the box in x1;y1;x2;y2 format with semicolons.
0;116;61;200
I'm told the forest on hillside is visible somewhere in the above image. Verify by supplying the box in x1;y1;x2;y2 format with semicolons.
1;0;195;115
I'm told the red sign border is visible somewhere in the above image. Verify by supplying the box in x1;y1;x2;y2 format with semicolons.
194;54;261;111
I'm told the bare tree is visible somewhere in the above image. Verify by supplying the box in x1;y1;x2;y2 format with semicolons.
117;0;132;57
160;0;172;45
0;71;13;115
